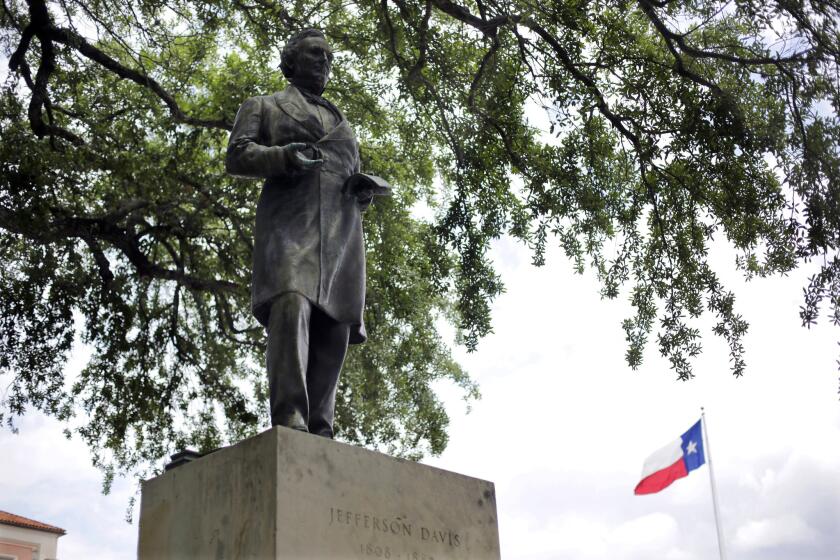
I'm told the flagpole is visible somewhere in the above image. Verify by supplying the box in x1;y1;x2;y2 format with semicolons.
701;407;727;560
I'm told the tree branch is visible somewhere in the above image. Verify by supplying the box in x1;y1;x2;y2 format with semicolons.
9;0;84;145
81;234;115;289
636;0;813;66
8;0;233;141
429;0;515;35
0;204;240;294
381;0;466;166
45;25;232;130
521;18;647;154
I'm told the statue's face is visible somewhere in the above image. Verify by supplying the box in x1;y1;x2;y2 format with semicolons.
290;36;333;94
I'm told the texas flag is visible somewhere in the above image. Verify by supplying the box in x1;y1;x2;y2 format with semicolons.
635;419;706;495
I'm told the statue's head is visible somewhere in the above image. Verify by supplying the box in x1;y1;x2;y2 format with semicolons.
280;29;333;95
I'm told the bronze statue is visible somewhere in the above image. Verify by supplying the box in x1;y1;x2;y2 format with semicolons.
226;29;384;437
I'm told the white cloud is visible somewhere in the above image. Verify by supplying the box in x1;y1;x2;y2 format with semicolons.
734;516;818;550
0;413;138;560
609;513;681;551
497;512;697;560
500;515;610;559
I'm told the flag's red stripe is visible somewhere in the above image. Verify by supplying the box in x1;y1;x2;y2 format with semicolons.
634;457;688;495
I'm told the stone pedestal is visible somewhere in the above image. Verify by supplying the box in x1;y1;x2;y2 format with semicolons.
137;427;500;559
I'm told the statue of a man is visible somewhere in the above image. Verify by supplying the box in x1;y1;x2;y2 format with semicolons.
226;29;370;438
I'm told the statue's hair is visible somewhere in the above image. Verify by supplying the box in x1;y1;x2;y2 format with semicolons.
280;29;326;79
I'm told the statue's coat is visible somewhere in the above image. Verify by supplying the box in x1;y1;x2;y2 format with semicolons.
226;85;367;343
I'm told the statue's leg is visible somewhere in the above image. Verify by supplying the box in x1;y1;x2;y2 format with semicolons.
266;292;311;430
306;306;350;438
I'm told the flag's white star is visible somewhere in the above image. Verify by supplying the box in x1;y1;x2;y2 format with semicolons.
686;440;698;455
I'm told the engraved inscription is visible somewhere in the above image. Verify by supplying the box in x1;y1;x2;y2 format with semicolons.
358;543;437;560
330;507;414;537
329;506;463;555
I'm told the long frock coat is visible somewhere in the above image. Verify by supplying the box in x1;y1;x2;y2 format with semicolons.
226;85;367;344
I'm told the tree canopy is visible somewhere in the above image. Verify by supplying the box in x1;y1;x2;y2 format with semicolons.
1;0;838;484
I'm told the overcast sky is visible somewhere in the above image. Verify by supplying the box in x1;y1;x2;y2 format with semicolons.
2;232;839;559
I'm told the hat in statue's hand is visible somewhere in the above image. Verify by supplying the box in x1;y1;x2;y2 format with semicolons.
342;173;392;198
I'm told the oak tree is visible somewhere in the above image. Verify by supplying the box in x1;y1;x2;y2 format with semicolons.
1;0;838;483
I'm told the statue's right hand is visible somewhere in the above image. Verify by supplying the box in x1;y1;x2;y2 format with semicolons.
282;142;323;172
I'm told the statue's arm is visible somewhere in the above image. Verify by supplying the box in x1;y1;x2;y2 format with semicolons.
226;97;295;178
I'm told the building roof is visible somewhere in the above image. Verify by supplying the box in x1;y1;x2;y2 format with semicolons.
0;511;66;536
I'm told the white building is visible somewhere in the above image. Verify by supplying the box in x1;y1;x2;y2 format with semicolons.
0;511;65;560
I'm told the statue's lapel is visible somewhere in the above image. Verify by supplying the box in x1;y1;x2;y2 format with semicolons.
320;118;354;143
275;86;353;145
321;100;347;139
274;86;324;141
317;118;358;172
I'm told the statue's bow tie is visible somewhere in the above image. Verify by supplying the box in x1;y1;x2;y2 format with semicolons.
300;90;341;122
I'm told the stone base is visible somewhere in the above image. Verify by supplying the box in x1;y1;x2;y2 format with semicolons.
137;427;500;559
